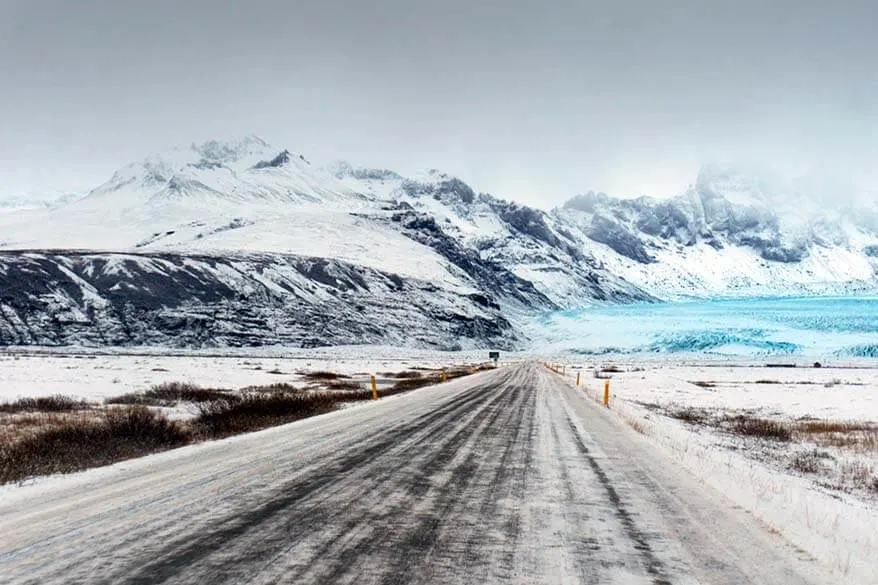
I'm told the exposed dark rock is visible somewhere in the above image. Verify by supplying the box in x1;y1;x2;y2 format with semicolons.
0;251;521;349
253;150;292;169
586;215;656;264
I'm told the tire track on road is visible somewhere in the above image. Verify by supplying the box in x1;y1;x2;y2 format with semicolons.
115;372;516;585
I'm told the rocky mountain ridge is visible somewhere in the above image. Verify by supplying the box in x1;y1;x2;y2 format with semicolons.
1;138;876;348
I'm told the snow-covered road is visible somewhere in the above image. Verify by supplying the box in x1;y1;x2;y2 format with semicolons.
0;363;829;584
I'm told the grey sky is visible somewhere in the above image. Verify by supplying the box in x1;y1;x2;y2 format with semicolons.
1;0;876;207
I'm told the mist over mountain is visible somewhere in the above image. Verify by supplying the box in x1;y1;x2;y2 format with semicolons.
0;138;876;350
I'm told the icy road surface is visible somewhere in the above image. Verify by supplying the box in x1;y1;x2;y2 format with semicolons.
0;363;828;584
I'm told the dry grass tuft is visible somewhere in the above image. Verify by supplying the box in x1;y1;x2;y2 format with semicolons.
838;461;878;492
0;407;190;484
385;377;435;393
302;371;350;381
241;382;302;394
0;395;92;414
670;407;709;425
324;380;364;391
788;449;828;474
193;392;341;438
106;382;235;406
689;381;717;388
382;370;422;379
626;419;649;435
792;420;878;452
724;415;792;441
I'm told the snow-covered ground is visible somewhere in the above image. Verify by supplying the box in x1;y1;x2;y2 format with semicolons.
602;364;878;420
555;361;878;583
1;347;874;581
0;363;835;584
0;346;505;402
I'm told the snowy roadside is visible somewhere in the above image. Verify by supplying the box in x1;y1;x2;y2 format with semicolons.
0;346;511;402
0;347;505;486
555;362;878;584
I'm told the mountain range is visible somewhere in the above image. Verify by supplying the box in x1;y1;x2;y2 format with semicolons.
1;136;876;349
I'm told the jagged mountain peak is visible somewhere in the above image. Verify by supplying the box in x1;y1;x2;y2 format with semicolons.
70;137;365;211
252;149;293;169
192;135;271;163
400;171;477;206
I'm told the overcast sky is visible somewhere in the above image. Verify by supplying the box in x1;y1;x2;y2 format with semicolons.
1;0;876;207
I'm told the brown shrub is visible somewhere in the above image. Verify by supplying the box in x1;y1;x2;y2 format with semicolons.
193;392;340;438
839;461;877;491
792;420;878;452
0;407;190;484
388;377;435;393
725;415;791;441
794;420;875;434
0;395;91;414
241;383;302;394
302;371;350;381
382;370;423;379
671;407;709;425
107;382;235;406
788;450;826;474
325;380;364;391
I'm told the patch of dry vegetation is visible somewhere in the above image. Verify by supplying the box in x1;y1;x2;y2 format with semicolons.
1;407;190;484
724;415;792;441
791;420;878;452
302;371;350;381
381;370;421;378
0;364;489;484
106;382;235;406
788;449;827;474
193;392;340;439
324;380;364;391
241;382;302;394
670;407;710;425
0;395;92;413
689;381;717;388
660;403;877;495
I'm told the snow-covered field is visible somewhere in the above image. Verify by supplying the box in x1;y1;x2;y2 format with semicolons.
2;346;875;581
0;346;504;402
601;363;878;420
558;361;878;583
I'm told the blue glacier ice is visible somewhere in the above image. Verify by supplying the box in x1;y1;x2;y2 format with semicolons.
534;297;878;357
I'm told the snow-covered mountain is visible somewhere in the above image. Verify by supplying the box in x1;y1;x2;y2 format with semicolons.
1;137;876;349
0;191;83;213
553;165;878;299
0;137;649;349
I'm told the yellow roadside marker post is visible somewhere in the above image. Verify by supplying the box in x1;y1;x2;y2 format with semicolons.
371;375;378;400
576;372;580;386
603;379;610;407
